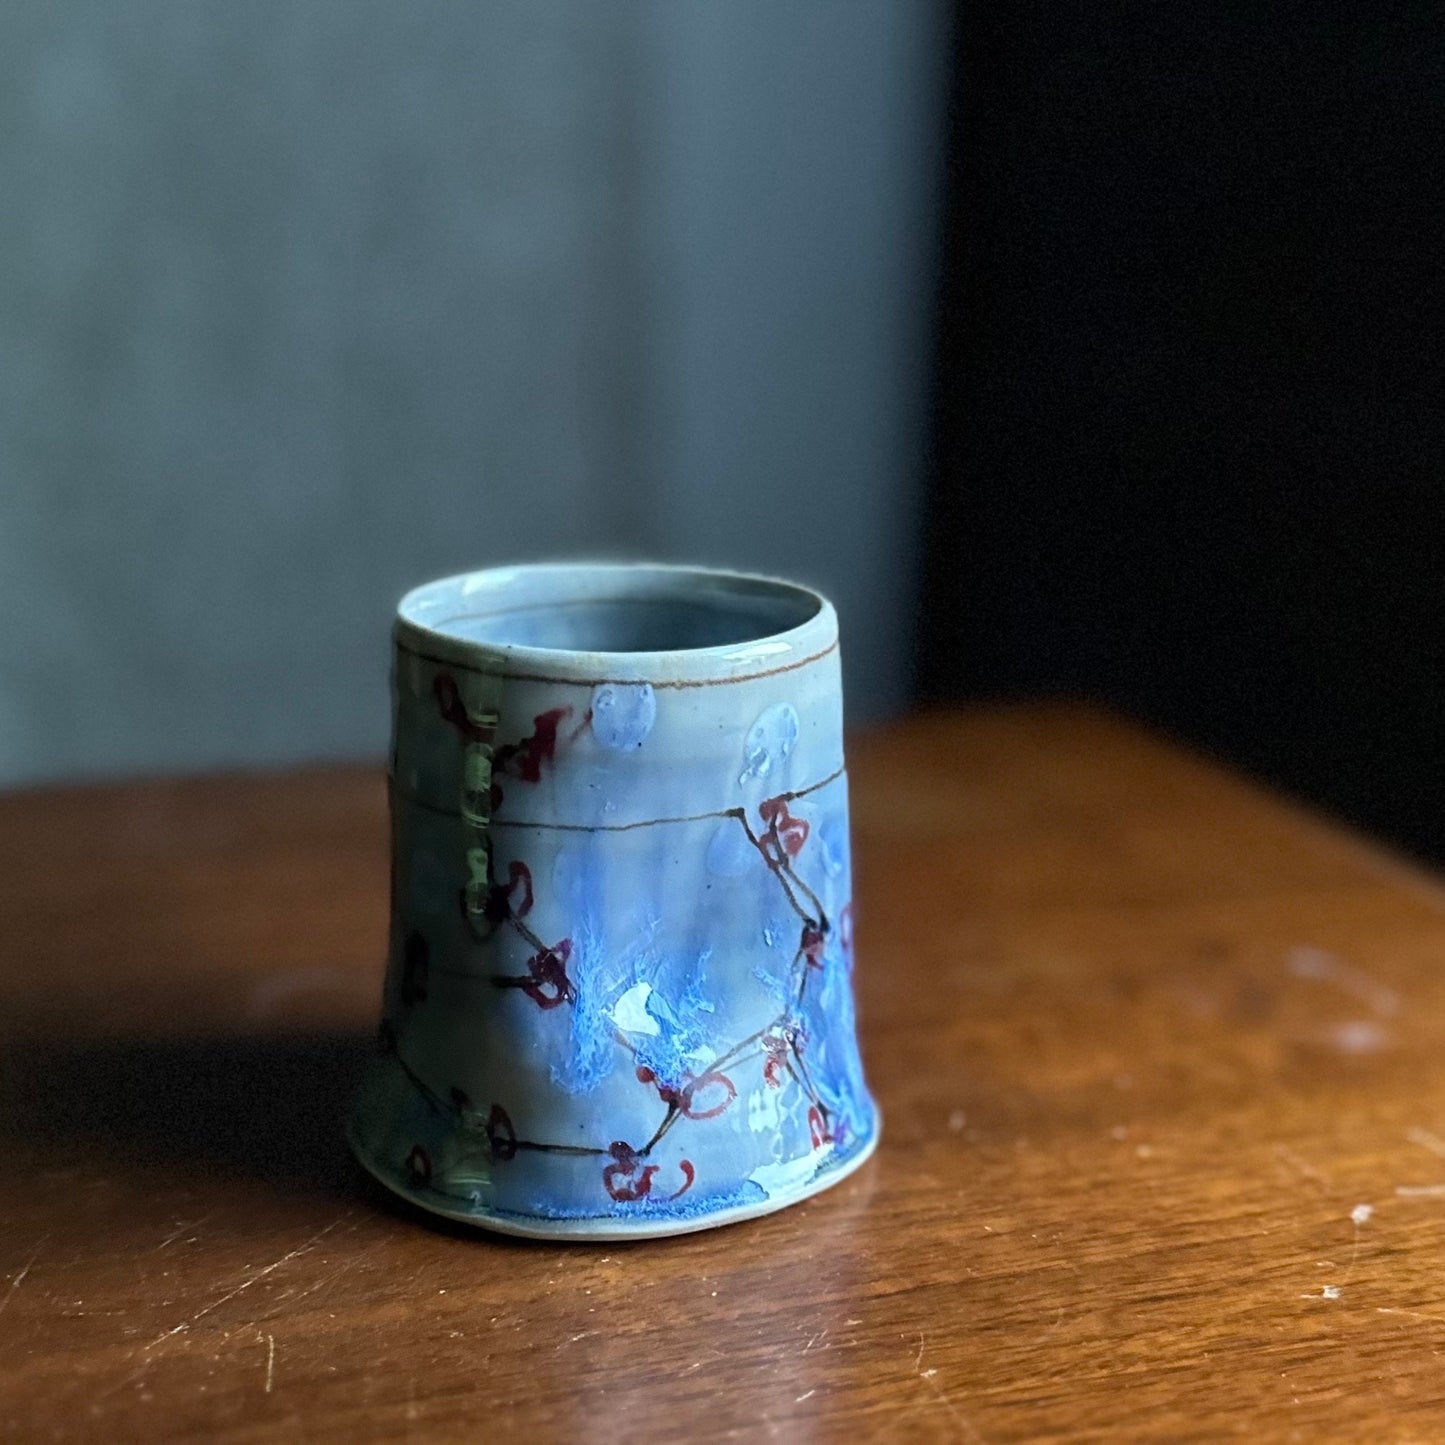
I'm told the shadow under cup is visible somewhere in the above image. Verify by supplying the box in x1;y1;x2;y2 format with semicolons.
348;563;879;1239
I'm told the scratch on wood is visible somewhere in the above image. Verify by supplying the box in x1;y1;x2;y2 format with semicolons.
1395;1185;1445;1198
1337;1203;1372;1292
921;1372;986;1441
0;1236;48;1318
122;1213;352;1381
284;1237;386;1307
912;1331;988;1444
264;1333;276;1394
178;1214;351;1334
154;1214;216;1252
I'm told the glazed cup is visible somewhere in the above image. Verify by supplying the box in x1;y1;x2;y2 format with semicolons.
348;563;878;1238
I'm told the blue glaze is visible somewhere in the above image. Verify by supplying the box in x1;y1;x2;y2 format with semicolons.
704;817;755;877
350;563;879;1240
589;681;656;750
740;701;800;781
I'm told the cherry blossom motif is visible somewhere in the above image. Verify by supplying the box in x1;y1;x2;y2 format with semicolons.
601;1142;696;1202
457;860;536;941
602;1141;658;1202
485;1104;518;1161
635;1065;737;1120
762;1031;790;1088
800;923;827;968
680;1071;736;1120
494;707;573;784
492;939;575;1010
762;1024;808;1088
759;796;810;858
397;683;866;1215
484;861;534;925
808;1106;832;1150
438;700;578;813
433;673;494;745
400;930;430;1006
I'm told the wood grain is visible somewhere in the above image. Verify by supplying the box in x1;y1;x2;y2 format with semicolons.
6;705;1445;1441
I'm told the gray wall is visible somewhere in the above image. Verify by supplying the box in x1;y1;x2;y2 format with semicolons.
0;1;948;785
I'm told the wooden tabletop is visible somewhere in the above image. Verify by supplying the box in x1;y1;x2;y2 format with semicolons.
7;706;1445;1441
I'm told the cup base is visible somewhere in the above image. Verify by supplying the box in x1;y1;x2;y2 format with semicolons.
347;1115;880;1242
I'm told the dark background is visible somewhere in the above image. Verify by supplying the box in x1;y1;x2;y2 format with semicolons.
921;2;1445;860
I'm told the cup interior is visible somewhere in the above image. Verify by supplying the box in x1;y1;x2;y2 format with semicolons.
400;565;824;656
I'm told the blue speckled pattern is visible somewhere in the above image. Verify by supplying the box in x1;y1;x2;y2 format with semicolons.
349;564;879;1238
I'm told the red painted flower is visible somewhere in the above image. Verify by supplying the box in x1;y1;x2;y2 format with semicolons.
483;860;534;925
759;796;810;857
680;1071;736;1120
433;673;494;745
800;923;827;968
602;1141;658;1202
495;707;572;784
601;1143;695;1203
459;860;534;940
635;1065;736;1120
762;1031;790;1088
808;1106;832;1150
492;938;575;1010
670;1160;696;1199
485;1104;517;1161
522;939;574;1008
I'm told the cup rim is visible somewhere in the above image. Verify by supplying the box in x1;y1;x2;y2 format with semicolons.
393;562;839;687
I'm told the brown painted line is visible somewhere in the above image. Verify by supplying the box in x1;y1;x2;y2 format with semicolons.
393;636;839;690
513;1140;610;1158
390;763;847;834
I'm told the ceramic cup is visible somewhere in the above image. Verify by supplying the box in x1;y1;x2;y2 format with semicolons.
348;563;879;1239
